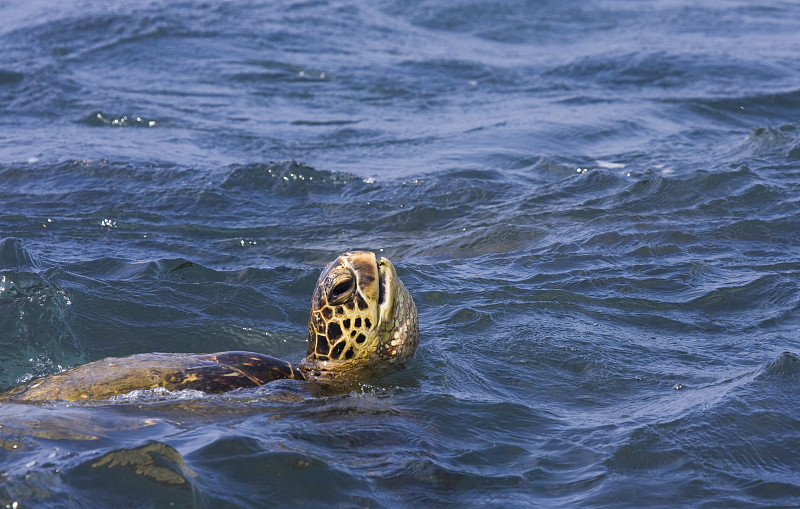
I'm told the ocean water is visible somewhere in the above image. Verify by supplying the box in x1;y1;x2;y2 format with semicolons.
2;0;800;506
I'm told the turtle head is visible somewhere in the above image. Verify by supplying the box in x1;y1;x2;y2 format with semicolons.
300;251;418;383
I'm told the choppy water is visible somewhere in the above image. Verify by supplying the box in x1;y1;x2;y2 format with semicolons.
2;0;800;507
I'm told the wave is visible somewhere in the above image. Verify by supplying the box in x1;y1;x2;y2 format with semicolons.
0;239;82;388
602;352;800;505
80;112;158;128
733;124;800;161
221;160;362;194
548;50;787;94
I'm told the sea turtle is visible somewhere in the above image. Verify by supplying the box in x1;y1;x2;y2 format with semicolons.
1;251;418;402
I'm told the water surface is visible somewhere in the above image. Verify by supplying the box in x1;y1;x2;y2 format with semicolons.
1;0;800;507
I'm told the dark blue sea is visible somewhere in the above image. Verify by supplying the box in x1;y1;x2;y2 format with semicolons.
2;0;800;507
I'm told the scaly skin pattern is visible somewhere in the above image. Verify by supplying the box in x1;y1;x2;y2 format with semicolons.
0;252;418;402
300;251;419;382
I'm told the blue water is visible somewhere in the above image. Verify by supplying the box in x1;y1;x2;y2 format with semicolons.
2;0;800;507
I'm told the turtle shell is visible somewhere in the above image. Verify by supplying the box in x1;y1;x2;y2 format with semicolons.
1;351;303;402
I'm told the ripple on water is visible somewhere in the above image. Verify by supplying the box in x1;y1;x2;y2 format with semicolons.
220;160;361;194
2;0;800;506
0;239;81;387
599;352;800;506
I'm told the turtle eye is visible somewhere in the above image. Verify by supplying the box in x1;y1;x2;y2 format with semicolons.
328;277;354;304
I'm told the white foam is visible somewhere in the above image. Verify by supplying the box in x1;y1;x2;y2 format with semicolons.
109;387;207;403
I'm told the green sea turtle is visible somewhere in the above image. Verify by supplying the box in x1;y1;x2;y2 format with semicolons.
1;252;418;402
